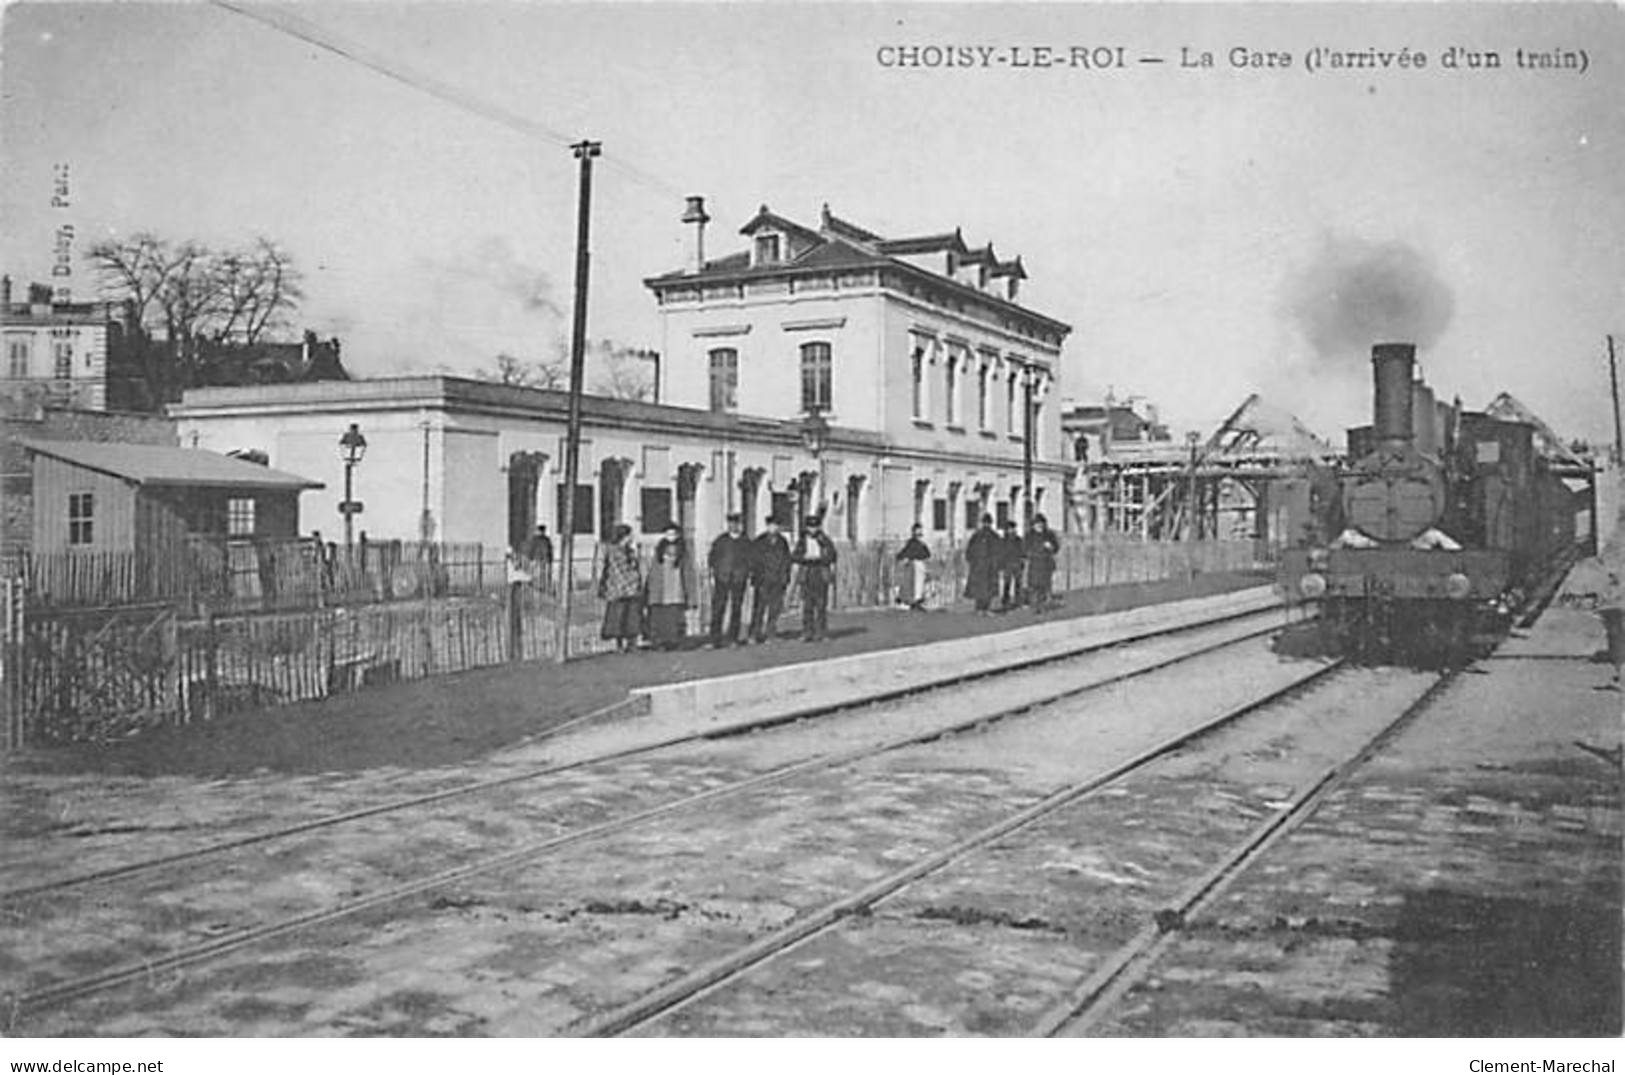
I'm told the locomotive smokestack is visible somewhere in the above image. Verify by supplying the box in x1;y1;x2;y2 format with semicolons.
1371;342;1416;448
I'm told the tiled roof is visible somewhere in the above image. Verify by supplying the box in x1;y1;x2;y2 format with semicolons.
644;204;1071;337
22;439;324;489
877;231;968;257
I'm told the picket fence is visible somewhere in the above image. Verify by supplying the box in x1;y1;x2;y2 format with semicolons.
0;535;1270;748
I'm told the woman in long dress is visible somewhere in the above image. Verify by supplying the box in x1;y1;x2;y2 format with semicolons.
895;524;931;610
644;524;693;650
597;524;642;653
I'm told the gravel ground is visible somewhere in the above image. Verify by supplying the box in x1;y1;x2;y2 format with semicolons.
9;626;1314;1036
7;575;1612;1038
1088;602;1620;1037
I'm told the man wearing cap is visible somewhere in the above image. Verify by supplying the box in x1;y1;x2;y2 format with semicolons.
792;514;839;641
748;514;793;643
708;512;752;647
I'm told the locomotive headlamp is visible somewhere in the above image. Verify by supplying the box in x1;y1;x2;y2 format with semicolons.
1298;572;1327;599
1444;572;1472;600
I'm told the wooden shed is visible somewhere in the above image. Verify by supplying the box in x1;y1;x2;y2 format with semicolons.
24;439;323;556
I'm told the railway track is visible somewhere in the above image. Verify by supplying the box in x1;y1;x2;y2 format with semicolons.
1029;667;1459;1037
6;602;1293;1021
571;662;1456;1037
3;599;1281;904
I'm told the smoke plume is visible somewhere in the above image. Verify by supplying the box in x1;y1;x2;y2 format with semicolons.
1282;236;1454;361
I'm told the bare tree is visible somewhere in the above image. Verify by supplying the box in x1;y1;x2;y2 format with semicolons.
86;232;193;331
211;238;304;345
477;352;567;389
587;340;656;402
86;233;307;401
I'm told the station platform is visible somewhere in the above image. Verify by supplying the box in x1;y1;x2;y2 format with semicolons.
551;583;1284;762
14;571;1272;778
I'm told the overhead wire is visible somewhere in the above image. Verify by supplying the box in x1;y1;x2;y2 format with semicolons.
208;0;691;203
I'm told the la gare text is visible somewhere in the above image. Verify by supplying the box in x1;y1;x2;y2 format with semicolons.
875;44;1589;76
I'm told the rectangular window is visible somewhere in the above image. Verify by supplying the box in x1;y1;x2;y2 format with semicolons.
910;347;925;419
53;342;73;380
1006;371;1018;431
708;348;738;412
964;499;981;532
754;234;781;265
977;362;991;429
68;492;94;546
931;498;948;532
640;487;673;533
770;491;796;528
555;483;595;535
227;496;256;537
799;341;832;413
945;356;959;425
995;500;1010;527
6;338;29;379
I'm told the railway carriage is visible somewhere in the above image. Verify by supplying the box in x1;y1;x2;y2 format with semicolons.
1277;343;1577;658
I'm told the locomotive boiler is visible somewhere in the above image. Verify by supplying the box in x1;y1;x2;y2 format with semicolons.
1277;342;1577;658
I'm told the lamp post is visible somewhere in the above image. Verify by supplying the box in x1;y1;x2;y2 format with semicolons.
800;406;830;529
337;422;367;551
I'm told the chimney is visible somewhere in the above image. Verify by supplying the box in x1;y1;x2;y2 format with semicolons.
681;195;710;274
1371;342;1416;448
1;275;10;309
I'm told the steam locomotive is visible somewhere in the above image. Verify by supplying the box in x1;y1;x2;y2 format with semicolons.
1276;343;1578;658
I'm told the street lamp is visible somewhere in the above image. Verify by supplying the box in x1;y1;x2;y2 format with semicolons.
800;406;831;526
338;422;367;550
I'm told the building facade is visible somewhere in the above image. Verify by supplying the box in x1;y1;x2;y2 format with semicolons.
169;202;1076;561
1;277;141;412
647;202;1072;535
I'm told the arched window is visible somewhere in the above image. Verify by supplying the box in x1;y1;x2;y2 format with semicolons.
800;341;832;413
708;348;738;412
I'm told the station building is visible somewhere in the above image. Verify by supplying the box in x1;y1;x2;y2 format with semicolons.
169;202;1076;561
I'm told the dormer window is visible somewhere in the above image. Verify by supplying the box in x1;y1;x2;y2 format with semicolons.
754;233;782;266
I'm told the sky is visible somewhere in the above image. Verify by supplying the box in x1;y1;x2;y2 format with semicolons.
2;1;1622;446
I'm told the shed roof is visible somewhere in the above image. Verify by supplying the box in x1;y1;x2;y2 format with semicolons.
22;440;324;490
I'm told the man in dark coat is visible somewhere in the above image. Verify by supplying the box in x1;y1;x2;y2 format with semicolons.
525;524;554;592
964;514;1000;614
996;519;1026;612
748;515;793;643
1024;512;1061;611
792;514;839;641
707;512;752;646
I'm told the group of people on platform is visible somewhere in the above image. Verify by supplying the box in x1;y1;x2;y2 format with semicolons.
592;509;1062;655
890;514;1059;614
596;513;840;653
960;512;1062;615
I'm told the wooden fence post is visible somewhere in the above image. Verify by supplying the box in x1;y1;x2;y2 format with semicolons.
508;581;522;662
204;611;218;722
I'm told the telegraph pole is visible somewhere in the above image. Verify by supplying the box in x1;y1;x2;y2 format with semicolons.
1022;369;1035;528
556;139;601;663
1608;333;1622;467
